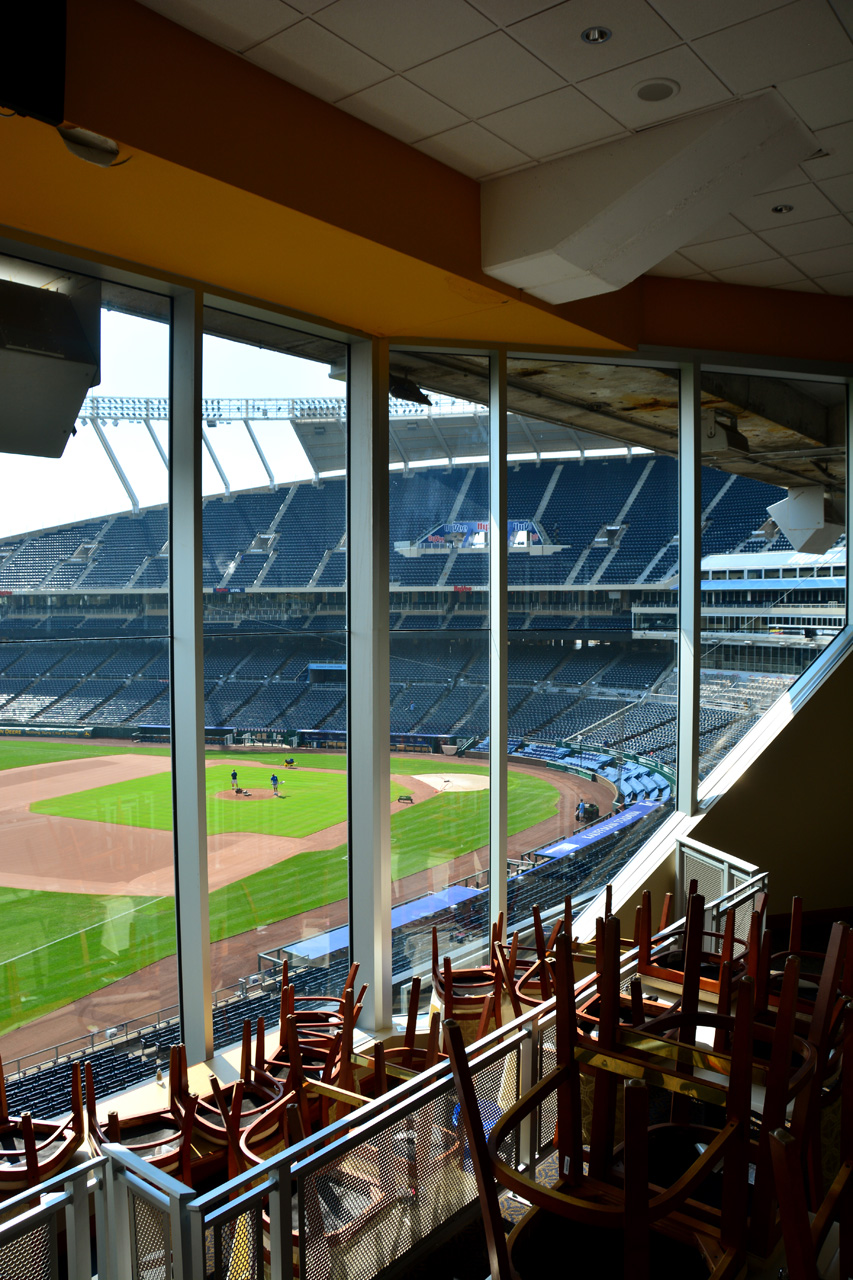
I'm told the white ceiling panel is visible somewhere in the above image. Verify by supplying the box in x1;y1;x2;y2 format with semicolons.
646;251;706;277
814;269;853;293
285;0;337;11
818;172;853;211
778;59;853;130
338;76;466;143
781;278;826;290
314;0;495;72
140;0;300;52
733;182;837;229
757;165;811;193
712;258;809;286
789;242;853;273
681;233;778;270
479;86;624;158
575;45;731;130
508;0;681;82
759;212;853;255
683;214;747;244
414;122;532;178
406;31;563;118
467;0;561;24
802;121;853;180
647;0;794;41
245;19;389;98
693;1;853;94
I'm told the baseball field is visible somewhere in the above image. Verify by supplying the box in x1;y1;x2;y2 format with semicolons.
0;740;581;1040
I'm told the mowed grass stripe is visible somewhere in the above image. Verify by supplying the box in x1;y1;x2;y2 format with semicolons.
1;769;557;1035
0;740;171;772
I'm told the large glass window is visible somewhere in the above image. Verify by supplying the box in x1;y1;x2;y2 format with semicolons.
697;374;846;780
201;313;349;1031
0;261;176;1082
503;358;679;935
388;365;492;1009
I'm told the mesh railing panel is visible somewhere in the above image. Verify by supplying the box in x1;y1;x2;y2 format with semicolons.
205;1209;262;1280
0;1220;54;1280
299;1046;521;1280
131;1191;170;1280
731;873;758;958
537;1031;558;1160
683;853;724;938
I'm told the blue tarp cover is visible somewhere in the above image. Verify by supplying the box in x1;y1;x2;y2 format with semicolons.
288;883;481;961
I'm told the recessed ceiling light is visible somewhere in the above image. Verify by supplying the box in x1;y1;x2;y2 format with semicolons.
635;78;680;102
581;26;612;44
772;203;794;214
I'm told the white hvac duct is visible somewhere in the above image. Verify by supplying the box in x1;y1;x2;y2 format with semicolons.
766;487;845;555
481;91;818;304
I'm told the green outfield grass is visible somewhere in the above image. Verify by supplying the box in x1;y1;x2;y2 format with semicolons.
29;755;490;837
0;740;170;772
1;756;557;1035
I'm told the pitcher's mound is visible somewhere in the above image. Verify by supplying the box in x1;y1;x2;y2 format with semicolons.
215;789;283;801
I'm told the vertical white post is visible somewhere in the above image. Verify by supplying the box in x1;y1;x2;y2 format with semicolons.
489;349;508;932
348;339;392;1032
169;288;213;1062
677;361;701;816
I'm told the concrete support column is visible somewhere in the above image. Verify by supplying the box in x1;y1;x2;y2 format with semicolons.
168;289;213;1062
677;361;701;816
489;350;508;934
347;339;392;1032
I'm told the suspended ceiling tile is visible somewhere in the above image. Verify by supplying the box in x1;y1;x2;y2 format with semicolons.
813;269;853;294
286;0;337;11
759;213;853;255
244;18;390;98
712;259;809;287
479;85;624;158
802;121;853;180
313;0;495;72
646;251;703;277
681;233;778;271
781;278;826;291
733;182;837;230
758;165;811;193
141;0;300;52
508;0;680;82
414;122;532;178
692;1;853;94
683;214;747;245
788;242;853;274
778;59;853;131
575;45;731;129
338;76;467;143
468;0;560;22
647;0;793;41
406;31;563;117
817;173;853;212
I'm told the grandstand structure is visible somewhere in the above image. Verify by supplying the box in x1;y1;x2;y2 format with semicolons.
0;396;844;789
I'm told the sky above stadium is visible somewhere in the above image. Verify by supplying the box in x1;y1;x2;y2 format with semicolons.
0;311;341;540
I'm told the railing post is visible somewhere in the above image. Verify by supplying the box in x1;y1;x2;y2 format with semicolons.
520;1019;537;1173
65;1167;93;1279
267;1160;292;1280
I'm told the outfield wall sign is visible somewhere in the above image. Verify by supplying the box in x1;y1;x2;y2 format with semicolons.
0;724;93;737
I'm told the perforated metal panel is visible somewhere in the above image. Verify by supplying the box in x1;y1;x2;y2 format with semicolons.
731;872;757;958
684;853;724;926
131;1192;170;1280
537;1033;558;1159
299;1046;520;1280
210;1210;262;1280
0;1220;55;1280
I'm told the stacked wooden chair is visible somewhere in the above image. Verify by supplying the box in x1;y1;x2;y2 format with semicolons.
0;1057;85;1196
446;927;760;1280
